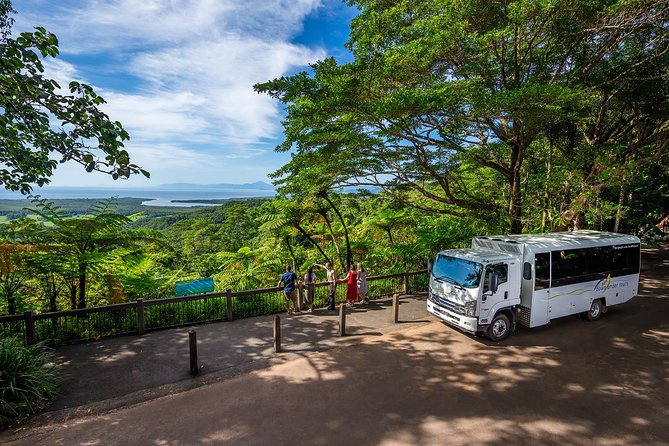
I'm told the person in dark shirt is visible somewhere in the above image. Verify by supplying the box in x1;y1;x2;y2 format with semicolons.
278;265;298;314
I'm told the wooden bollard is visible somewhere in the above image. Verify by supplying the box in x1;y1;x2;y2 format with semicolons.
392;293;399;323
189;330;198;375
274;315;281;353
339;303;346;336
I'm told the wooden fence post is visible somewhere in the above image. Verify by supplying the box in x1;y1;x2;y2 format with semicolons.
273;315;281;353
226;288;233;321
392;293;399;323
403;270;409;294
136;298;145;335
24;310;36;346
339;303;346;336
189;330;198;375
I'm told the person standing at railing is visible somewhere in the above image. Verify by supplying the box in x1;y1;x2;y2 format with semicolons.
278;265;299;314
303;266;316;312
343;264;358;306
315;262;337;311
357;262;368;305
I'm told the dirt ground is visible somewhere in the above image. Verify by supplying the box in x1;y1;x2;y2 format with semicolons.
2;244;667;445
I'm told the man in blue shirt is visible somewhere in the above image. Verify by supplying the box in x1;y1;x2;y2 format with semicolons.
278;265;299;314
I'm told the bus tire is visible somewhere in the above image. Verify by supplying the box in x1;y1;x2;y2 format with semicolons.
486;313;511;342
586;299;603;321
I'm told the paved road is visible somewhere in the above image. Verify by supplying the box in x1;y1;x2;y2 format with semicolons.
11;292;433;423
2;245;668;445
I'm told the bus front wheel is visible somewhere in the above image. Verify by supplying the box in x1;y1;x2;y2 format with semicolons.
486;313;511;342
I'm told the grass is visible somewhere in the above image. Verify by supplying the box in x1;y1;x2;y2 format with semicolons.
0;338;59;427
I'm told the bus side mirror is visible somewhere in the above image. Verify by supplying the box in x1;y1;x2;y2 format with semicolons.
489;272;499;294
428;258;433;273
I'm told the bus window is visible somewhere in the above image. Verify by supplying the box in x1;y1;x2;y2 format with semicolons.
535;253;550;290
483;263;508;292
587;246;612;275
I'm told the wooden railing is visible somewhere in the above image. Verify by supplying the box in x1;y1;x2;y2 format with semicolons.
0;270;428;346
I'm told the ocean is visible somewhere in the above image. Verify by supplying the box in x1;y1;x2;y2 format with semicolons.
0;187;276;207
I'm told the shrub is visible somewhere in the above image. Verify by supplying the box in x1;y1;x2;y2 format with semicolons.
0;338;59;426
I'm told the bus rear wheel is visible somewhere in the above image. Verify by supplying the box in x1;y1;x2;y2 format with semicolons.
486;313;511;342
586;299;603;321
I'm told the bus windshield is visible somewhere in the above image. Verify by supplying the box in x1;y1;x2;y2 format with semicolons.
432;254;483;288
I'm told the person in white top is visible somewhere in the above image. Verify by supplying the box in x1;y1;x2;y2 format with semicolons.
303;266;316;312
357;262;368;304
315;262;337;310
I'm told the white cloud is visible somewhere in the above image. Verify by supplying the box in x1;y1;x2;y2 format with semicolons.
127;37;323;145
12;0;336;186
101;91;210;141
124;144;213;169
19;0;322;53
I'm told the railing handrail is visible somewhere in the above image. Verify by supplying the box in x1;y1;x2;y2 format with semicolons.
31;302;137;320
0;313;25;323
0;269;429;342
0;270;427;322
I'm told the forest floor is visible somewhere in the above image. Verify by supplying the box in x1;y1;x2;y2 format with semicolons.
1;243;667;445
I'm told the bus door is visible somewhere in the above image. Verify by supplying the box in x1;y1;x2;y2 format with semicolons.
532;252;551;326
481;263;510;320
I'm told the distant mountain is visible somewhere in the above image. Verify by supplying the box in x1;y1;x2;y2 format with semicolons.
155;181;275;191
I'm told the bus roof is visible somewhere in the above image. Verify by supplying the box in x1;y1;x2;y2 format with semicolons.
474;230;639;252
438;248;519;264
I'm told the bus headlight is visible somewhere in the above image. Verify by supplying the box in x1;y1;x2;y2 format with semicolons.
464;301;477;316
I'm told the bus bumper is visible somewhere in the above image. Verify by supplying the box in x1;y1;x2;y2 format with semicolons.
427;299;479;334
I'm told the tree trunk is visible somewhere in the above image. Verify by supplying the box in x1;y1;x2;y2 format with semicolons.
77;263;87;309
295;224;332;266
46;276;58;312
284;236;299;271
66;280;76;310
508;146;524;234
320;192;353;267
541;144;553;233
49;292;57;312
386;228;395;246
7;295;16;315
613;154;628;233
318;208;345;272
69;284;76;310
613;180;626;233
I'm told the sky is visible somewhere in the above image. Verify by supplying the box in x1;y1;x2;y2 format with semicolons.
11;0;357;188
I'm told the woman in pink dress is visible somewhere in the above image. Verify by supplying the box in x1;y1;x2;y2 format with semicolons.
344;264;358;305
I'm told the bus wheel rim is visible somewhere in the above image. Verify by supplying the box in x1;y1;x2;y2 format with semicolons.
492;319;507;337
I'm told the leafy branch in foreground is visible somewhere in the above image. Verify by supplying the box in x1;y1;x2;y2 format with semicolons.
0;0;148;194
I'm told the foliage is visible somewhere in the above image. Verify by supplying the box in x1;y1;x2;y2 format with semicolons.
26;197;166;309
256;0;669;234
0;1;667;317
0;1;147;194
0;337;58;427
214;247;282;291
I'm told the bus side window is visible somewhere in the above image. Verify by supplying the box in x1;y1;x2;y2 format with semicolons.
535;253;550;290
494;264;508;284
523;262;532;280
484;263;508;292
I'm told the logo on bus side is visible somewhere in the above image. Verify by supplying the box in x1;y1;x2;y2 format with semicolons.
594;275;628;292
594;274;611;292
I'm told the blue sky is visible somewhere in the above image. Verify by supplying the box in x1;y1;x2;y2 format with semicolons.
12;0;357;187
